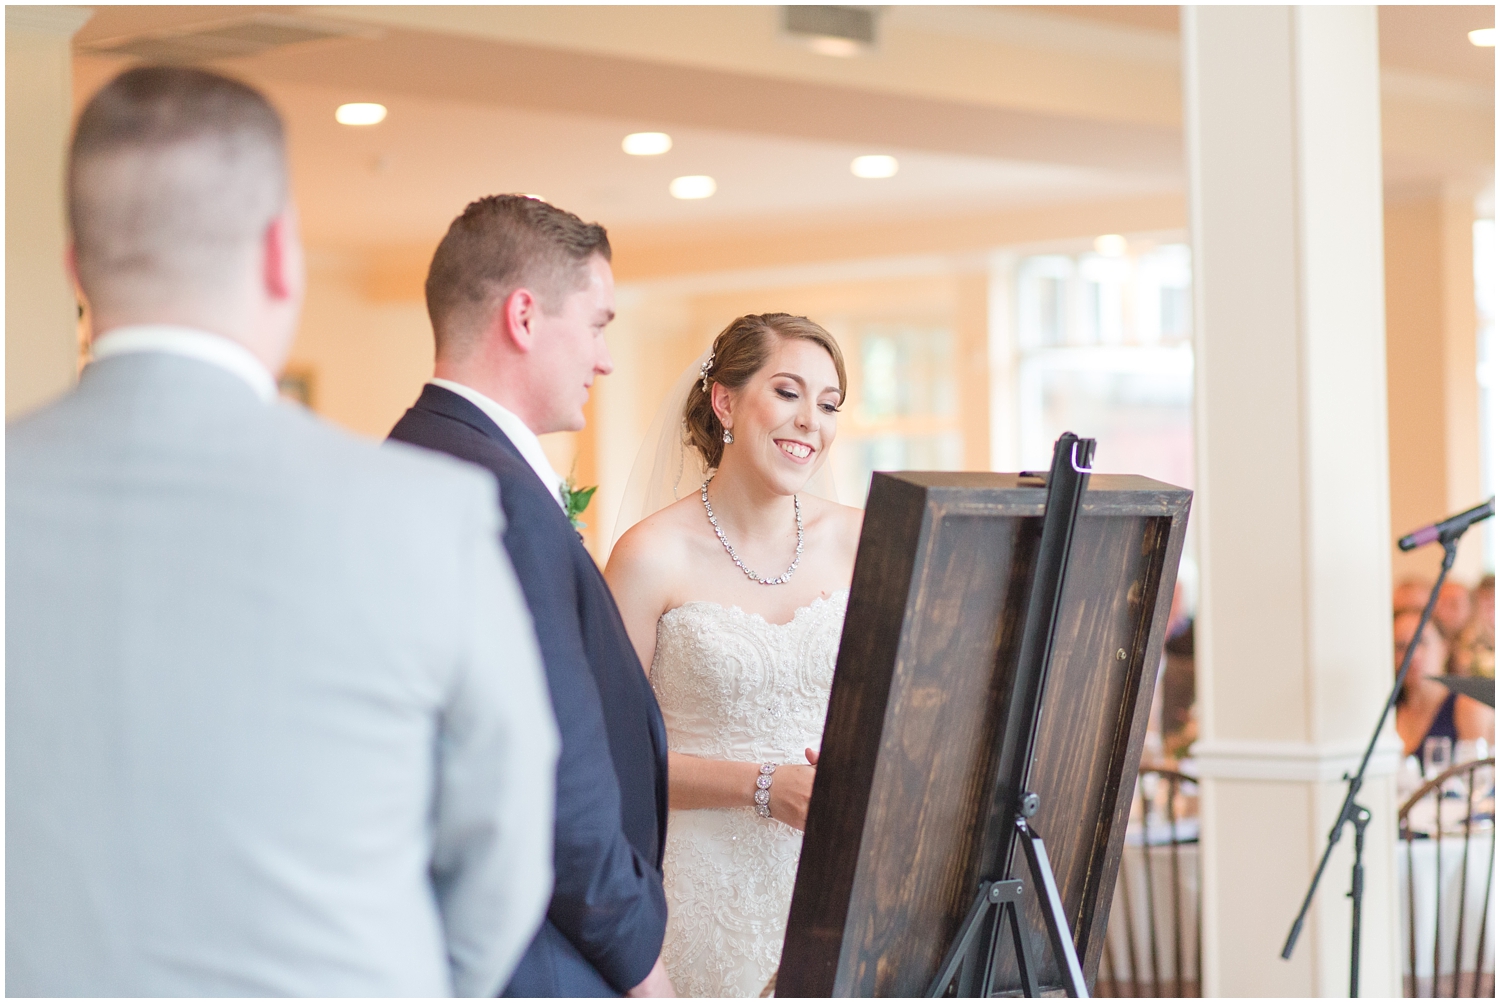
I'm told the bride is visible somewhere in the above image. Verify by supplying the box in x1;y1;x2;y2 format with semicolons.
606;313;862;997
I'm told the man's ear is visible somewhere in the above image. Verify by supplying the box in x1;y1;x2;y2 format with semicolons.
63;242;80;289
262;212;298;301
500;287;539;353
711;380;734;430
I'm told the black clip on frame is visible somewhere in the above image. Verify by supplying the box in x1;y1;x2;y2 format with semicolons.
926;432;1095;999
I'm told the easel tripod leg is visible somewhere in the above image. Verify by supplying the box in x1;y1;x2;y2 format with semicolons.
1004;900;1041;998
928;883;998;997
1018;821;1090;998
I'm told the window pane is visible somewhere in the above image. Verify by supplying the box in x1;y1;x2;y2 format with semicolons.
1019;362;1194;490
1018;256;1072;347
858;326;955;419
836;431;965;506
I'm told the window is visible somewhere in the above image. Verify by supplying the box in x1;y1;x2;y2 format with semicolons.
832;322;964;505
1012;242;1195;492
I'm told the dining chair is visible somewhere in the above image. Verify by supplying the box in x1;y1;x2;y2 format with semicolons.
1398;757;1495;998
1096;767;1200;998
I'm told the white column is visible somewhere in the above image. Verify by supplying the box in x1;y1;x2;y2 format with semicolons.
1183;6;1401;997
6;6;92;419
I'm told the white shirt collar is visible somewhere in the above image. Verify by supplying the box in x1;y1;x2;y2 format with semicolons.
429;378;566;509
90;324;278;404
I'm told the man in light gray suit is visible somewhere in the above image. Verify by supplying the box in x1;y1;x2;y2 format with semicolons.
7;66;560;997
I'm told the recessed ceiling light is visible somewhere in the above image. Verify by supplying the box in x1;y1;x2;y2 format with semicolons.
784;6;876;57
807;35;864;58
851;155;898;179
623;132;672;156
335;102;386;126
1470;27;1496;46
1094;234;1129;257
670;175;716;200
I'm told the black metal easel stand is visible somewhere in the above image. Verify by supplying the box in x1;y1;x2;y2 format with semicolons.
1281;535;1461;996
926;433;1095;999
927;816;1089;998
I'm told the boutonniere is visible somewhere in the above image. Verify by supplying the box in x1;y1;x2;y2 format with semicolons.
561;467;598;531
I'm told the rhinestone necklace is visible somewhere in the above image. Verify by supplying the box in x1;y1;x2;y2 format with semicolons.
700;476;803;586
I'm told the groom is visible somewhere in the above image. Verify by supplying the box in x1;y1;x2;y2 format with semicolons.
390;196;672;997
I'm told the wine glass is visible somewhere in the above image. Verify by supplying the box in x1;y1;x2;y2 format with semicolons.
1424;735;1453;780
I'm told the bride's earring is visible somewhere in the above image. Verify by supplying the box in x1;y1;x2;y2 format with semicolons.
723;430;734;445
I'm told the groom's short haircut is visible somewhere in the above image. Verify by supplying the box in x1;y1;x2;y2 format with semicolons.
68;66;288;310
426;195;612;361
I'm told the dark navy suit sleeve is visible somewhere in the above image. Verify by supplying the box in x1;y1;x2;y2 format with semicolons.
389;401;666;996
496;482;667;993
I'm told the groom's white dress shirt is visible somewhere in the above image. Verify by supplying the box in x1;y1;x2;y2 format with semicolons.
429;378;567;509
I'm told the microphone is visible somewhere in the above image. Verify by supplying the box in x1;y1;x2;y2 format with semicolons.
1398;498;1496;551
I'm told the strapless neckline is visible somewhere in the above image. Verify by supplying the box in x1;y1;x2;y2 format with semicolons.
661;588;849;629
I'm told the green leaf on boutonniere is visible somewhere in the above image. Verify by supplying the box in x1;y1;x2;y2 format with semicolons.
561;473;597;530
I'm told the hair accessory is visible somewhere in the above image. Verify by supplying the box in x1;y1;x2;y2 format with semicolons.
723;430;734;445
699;353;715;392
754;763;777;818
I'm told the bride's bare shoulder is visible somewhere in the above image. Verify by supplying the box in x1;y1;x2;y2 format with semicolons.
803;494;866;550
606;495;701;578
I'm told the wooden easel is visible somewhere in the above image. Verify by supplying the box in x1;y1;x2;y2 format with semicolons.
778;436;1192;997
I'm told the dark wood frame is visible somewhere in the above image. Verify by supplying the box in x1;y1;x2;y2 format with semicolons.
779;471;1192;997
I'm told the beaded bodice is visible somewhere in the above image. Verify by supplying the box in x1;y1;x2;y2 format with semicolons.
651;591;847;763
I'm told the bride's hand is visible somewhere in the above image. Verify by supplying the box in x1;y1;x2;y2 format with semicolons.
768;750;821;831
768;764;815;830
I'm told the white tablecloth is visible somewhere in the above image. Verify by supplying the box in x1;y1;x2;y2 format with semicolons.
1100;829;1495;992
1397;830;1495;981
1101;840;1199;992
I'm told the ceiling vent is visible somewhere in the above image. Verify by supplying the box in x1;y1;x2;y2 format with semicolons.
783;6;879;56
83;15;379;64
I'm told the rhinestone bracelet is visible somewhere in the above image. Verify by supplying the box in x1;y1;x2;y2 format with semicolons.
753;763;777;818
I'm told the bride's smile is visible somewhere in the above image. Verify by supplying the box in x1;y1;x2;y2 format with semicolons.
775;439;814;462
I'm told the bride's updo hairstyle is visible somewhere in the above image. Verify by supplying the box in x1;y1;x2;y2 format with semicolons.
685;313;847;470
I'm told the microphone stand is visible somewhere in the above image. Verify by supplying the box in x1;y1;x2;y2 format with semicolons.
1280;527;1470;996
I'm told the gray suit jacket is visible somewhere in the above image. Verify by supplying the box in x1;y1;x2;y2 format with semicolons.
6;353;559;997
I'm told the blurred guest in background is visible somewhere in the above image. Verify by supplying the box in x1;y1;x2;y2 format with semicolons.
1455;574;1495;679
6;67;558;996
1159;583;1197;761
1393;576;1433;616
1393;611;1494;769
1434;579;1473;641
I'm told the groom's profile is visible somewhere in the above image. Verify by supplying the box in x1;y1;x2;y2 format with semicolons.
390;195;673;997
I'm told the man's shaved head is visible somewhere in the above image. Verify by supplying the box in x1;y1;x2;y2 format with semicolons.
68;66;287;312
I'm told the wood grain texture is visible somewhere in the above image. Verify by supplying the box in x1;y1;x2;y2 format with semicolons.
779;472;1191;997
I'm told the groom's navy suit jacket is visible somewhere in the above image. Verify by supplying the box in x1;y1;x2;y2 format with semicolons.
390;384;669;997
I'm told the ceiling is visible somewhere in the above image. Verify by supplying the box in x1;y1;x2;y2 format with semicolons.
1025;5;1496;86
71;6;1494;258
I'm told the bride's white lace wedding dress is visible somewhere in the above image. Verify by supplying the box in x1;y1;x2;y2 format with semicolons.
650;590;849;998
